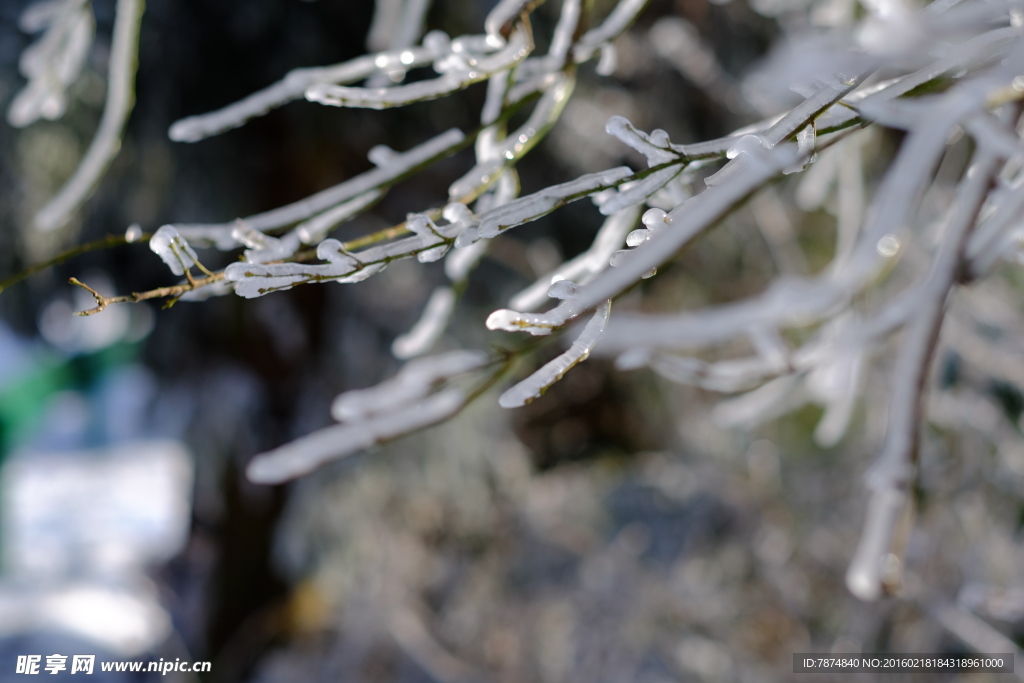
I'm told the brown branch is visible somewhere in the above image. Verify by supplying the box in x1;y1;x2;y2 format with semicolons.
69;271;226;316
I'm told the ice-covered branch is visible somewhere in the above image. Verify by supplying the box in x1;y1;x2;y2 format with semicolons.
169;128;467;250
33;0;144;232
224;164;639;298
499;300;611;408
7;0;94;128
246;351;494;483
306;28;533;110
168;35;447;142
847;144;1005;601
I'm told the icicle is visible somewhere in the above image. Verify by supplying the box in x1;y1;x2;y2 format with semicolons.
498;300;611;408
596;43;617;76
392;287;457;358
445;238;489;281
783;125;817;175
547;279;578;299
150;226;199;276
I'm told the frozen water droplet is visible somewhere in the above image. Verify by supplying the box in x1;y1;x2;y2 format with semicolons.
626;229;649;247
368;145;399;167
726;134;770;159
876;234;901;257
317;239;359;268
596;44;617;76
406;213;439;237
125;224;143;243
641;267;657;279
546;279;577;299
417;244;450;263
649;129;670;147
609;249;631;267
443;202;473;226
641;208;668;228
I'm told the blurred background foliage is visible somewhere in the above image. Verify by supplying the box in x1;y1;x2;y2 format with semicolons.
3;0;1024;682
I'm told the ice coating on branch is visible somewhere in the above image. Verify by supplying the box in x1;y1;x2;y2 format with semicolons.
332;350;489;421
150;226;199;276
726;134;771;160
499;301;612;408
8;0;94;128
547;280;578;299
316;239;361;267
485;0;532;45
169;38;445;142
406;213;441;238
171;128;465;249
247;387;467;484
573;0;649;63
625;229;650;247
808;346;864;447
509;207;641;312
477;167;633;238
605;116;680;166
486;298;580;335
306;30;531;110
293;190;383;246
448;74;575;199
225;258;386;299
547;0;583;68
368;144;401;167
232;223;300;263
596;44;617;76
417;244;451;263
392;287;457;358
705;135;786;186
443;202;475;227
593;165;686;215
